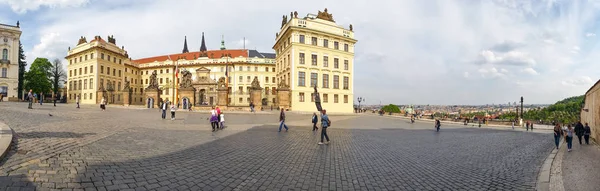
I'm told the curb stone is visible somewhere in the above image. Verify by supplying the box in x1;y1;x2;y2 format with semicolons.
537;139;564;191
0;121;14;161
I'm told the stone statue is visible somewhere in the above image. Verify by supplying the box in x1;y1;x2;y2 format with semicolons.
290;12;293;20
349;24;353;31
147;70;158;89
281;15;288;28
77;36;87;45
294;11;298;18
123;80;130;90
317;8;335;22
179;69;193;89
314;85;322;111
277;80;289;89
251;77;262;89
217;77;226;88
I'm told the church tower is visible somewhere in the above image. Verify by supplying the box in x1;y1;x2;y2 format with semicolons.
182;36;189;53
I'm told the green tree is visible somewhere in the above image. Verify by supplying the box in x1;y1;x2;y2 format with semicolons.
17;41;27;99
24;58;52;95
50;59;67;95
381;104;400;113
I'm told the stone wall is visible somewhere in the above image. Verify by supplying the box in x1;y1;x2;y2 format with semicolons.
581;82;600;143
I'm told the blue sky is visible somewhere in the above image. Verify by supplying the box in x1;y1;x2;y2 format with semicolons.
1;0;599;105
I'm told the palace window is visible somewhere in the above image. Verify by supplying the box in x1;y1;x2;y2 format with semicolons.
310;73;318;87
99;66;103;73
311;37;317;46
255;67;258;71
265;77;269;83
247;66;250;71
323;39;329;48
79;57;82;62
333;75;339;89
334;41;339;50
79;68;82;76
107;55;110;61
343;76;349;90
69;70;72;77
247;76;250;82
119;59;122;64
91;53;94;59
265;67;269;72
323;74;329;88
272;68;275;72
323;94;328;103
79;80;82;90
118;82;121;91
85;55;88;60
1;68;7;78
299;53;305;64
311;54;317;66
299;35;305;43
298;72;305;87
239;76;243;82
239;66;243;71
272;87;276;95
101;53;104;59
323;56;329;67
160;78;163;84
74;69;77;76
239;98;243;103
265;87;270;95
239;86;243;93
89;79;93;90
299;93;305;102
344;60;349;70
344;95;349;103
334;94;339;103
311;93;315;102
84;79;87;89
84;67;87;74
113;57;116;63
272;78;275;83
3;48;10;59
334;58;339;69
344;44;349;52
145;79;148;84
118;70;121;77
113;69;116;76
107;67;110;75
90;66;93;73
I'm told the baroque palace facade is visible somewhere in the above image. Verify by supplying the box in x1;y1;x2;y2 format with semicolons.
65;9;356;113
0;22;21;101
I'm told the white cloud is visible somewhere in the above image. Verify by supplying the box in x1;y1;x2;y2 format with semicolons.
521;68;538;75
463;72;469;78
26;33;70;66
0;0;89;13
586;33;596;37
562;76;594;86
478;50;536;66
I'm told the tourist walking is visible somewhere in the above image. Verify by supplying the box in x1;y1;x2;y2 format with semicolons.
435;119;441;132
53;93;57;107
160;99;169;119
210;107;219;132
219;112;225;129
100;97;106;111
250;102;255;113
27;89;33;109
584;123;591;145
318;109;331;145
39;93;43;105
216;106;222;129
278;108;288;132
170;104;176;120
76;95;80;109
512;120;515;130
312;113;319;131
575;122;584;145
565;125;574;152
553;124;562;150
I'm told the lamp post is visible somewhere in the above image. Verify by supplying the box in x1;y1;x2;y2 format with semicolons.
357;97;363;113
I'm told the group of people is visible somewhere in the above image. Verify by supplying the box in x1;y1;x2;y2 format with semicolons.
309;109;331;145
553;122;592;152
209;106;225;131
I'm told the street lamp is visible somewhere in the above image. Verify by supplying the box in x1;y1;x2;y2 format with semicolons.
357;97;363;113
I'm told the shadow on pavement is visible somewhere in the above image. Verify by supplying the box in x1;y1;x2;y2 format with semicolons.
0;173;36;189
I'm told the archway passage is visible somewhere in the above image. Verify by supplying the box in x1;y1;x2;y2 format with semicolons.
182;97;190;109
262;98;268;106
147;98;154;108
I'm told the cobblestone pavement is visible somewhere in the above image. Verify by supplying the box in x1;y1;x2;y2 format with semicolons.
0;102;555;190
561;139;600;191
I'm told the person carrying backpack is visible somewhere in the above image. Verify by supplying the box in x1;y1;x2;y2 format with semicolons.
318;110;331;145
312;113;319;131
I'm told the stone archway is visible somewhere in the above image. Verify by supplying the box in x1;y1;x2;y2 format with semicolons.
147;97;155;108
182;97;190;109
199;89;206;105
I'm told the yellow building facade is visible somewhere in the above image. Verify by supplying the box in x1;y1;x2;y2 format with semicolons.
66;34;278;108
274;9;357;113
0;22;22;101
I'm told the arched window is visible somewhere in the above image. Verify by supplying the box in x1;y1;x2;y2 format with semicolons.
1;49;7;60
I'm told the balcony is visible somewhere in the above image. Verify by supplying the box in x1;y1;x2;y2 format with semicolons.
0;59;10;65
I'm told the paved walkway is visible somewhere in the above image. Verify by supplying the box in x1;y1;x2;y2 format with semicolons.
0;102;558;190
561;139;600;191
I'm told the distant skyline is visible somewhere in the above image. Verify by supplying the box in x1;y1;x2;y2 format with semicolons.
0;0;598;105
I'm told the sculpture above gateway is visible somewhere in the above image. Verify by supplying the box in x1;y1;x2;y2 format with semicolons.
316;8;335;22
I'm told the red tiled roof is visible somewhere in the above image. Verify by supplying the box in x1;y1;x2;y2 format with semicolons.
131;49;249;64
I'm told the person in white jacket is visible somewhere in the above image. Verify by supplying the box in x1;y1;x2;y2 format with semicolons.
219;113;225;129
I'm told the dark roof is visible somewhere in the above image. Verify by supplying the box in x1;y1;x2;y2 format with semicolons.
248;50;276;59
0;23;18;28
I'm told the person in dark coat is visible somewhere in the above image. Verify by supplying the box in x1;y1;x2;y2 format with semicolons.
574;122;585;145
584;123;592;145
312;113;319;131
278;108;288;132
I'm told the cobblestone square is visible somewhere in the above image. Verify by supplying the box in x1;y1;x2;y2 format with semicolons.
0;102;555;190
